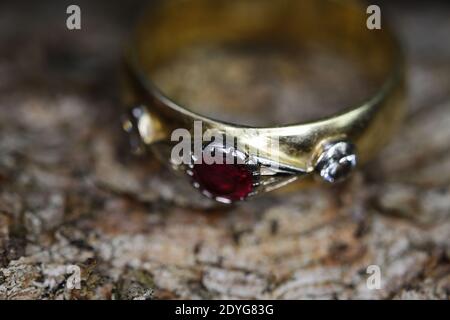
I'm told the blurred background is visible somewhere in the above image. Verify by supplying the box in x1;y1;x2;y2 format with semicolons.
0;0;449;299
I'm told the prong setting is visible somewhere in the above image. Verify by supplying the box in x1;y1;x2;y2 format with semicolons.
315;141;357;183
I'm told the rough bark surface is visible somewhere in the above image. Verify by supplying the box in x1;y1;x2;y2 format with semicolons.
0;1;449;299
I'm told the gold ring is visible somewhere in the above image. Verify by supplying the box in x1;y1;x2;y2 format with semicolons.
122;0;406;203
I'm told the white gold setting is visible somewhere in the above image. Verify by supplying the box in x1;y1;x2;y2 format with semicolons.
315;141;357;183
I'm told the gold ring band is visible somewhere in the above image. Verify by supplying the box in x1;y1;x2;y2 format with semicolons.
122;0;406;203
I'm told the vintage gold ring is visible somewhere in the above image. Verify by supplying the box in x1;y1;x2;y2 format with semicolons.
122;0;406;203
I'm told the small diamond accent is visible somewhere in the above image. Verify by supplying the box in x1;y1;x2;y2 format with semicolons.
315;141;357;183
122;106;147;155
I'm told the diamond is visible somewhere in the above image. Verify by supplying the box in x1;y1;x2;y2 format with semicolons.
122;106;147;155
315;141;357;183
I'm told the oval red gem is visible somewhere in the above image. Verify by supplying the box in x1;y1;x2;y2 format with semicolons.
192;163;253;202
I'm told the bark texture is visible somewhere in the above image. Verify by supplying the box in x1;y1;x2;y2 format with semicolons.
0;1;449;299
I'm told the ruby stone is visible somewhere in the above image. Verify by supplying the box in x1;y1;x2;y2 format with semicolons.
192;163;253;201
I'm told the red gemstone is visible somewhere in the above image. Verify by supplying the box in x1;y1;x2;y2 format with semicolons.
192;163;253;201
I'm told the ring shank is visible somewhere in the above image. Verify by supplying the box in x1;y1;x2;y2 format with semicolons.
126;0;405;172
136;0;397;81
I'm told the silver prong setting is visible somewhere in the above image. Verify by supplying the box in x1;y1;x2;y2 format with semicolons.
315;141;357;183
